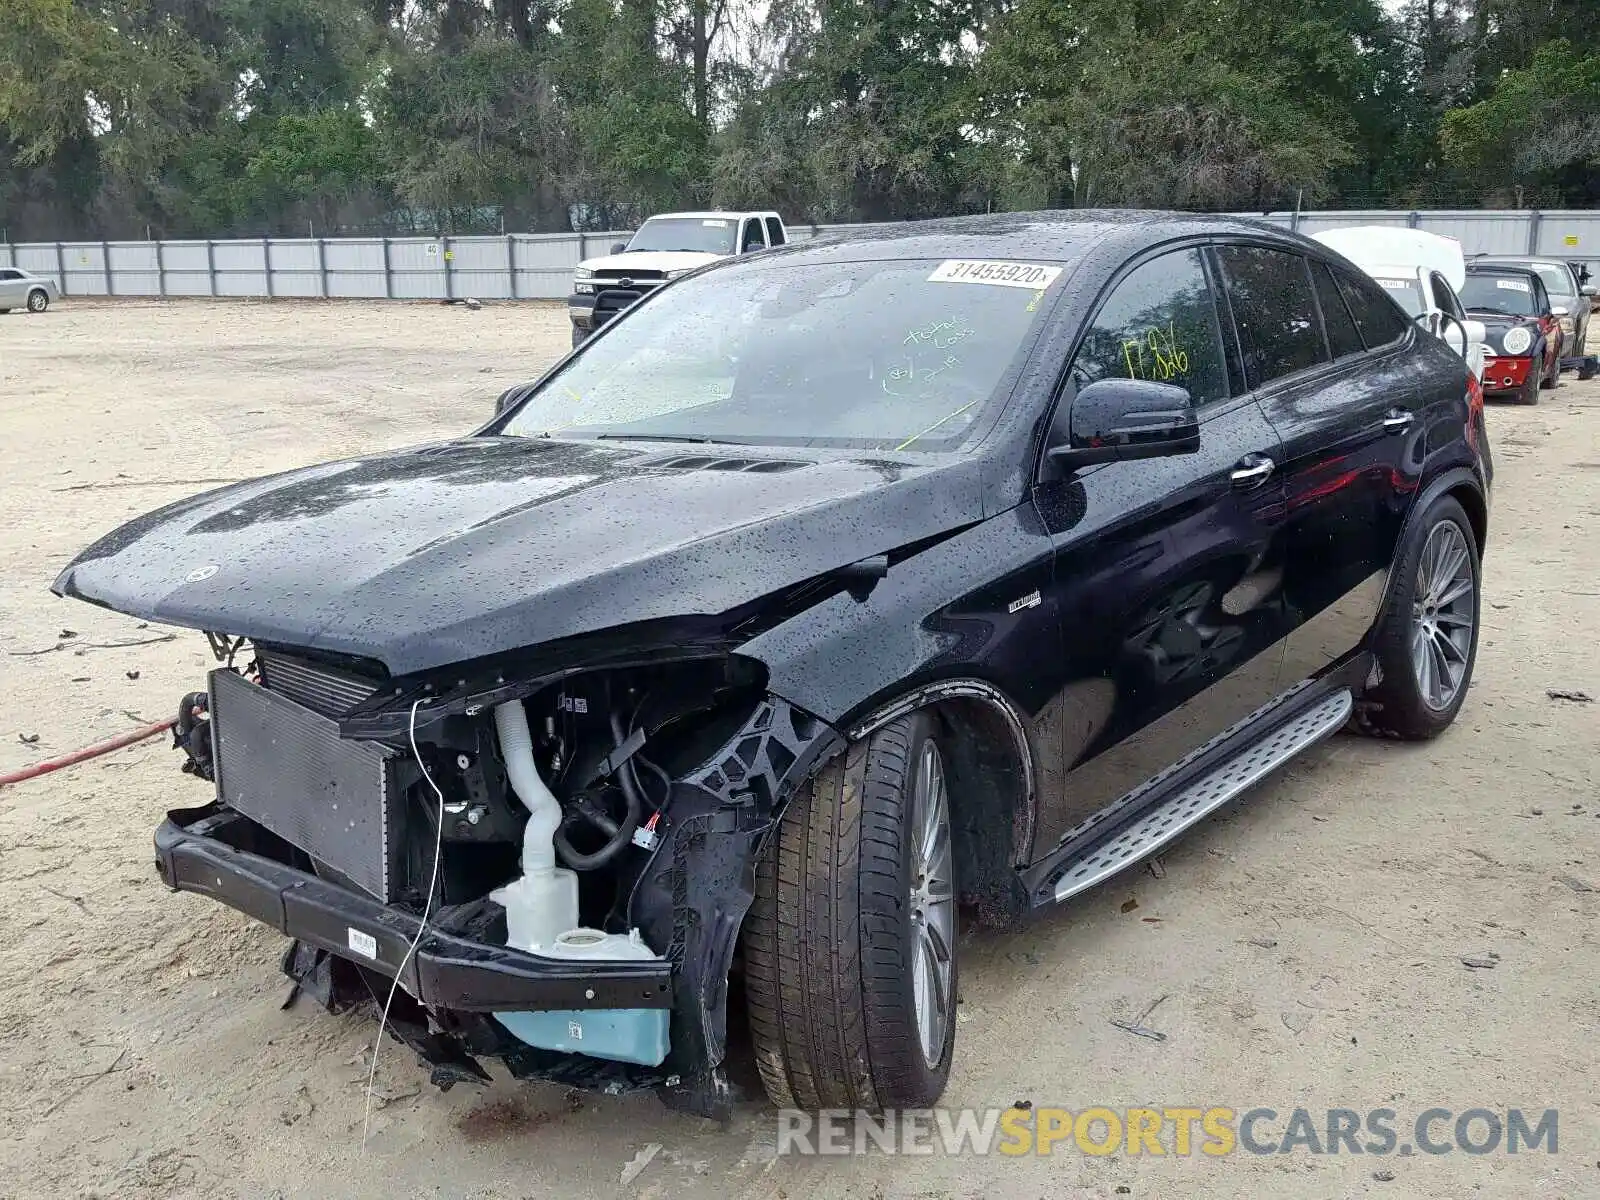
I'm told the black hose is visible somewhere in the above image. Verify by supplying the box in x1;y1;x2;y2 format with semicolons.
552;711;644;871
609;711;646;829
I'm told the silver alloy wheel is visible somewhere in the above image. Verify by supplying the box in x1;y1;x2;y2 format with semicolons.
27;289;47;312
908;738;955;1068
1410;521;1475;710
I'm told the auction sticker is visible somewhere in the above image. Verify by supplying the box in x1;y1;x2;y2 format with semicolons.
929;260;1062;289
1496;278;1531;292
347;927;378;960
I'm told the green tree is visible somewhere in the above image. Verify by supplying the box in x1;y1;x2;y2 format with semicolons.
974;0;1399;211
1442;40;1600;205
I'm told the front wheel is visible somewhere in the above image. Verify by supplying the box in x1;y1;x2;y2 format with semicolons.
1516;356;1541;405
745;711;957;1110
1357;496;1481;739
26;289;48;313
1541;343;1560;388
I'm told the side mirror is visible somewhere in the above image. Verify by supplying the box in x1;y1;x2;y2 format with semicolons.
1463;318;1487;347
1552;304;1570;318
494;384;530;417
1437;313;1468;356
1582;284;1597;297
1048;379;1199;470
611;241;628;255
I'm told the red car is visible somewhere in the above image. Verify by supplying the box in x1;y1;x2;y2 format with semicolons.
1460;264;1562;404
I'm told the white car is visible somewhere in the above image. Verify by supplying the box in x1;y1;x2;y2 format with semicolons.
1311;227;1487;381
568;211;787;346
0;266;60;314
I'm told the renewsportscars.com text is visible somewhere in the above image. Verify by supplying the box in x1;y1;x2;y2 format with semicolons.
776;1106;1559;1157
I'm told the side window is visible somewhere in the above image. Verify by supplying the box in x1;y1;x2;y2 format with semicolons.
1068;247;1230;406
1215;245;1327;385
1311;261;1365;360
764;217;786;246
740;219;766;253
0;269;17;281
1333;267;1411;350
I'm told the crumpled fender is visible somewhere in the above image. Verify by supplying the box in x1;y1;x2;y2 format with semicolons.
628;693;843;1118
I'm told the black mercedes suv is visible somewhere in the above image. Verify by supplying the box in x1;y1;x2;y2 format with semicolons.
54;211;1491;1118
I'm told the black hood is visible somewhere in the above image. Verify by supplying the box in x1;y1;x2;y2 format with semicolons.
53;437;983;676
1465;311;1538;354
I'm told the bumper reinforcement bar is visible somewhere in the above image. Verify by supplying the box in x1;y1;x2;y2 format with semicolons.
154;805;672;1013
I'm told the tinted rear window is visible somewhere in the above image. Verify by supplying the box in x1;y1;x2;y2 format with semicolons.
1312;261;1365;359
1335;268;1412;348
1215;246;1327;386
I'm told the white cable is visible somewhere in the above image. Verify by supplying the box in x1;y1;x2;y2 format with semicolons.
362;698;446;1147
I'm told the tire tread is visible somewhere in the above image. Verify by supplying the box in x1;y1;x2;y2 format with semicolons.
746;714;951;1111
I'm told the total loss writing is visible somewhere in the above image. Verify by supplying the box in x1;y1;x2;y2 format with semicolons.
905;315;975;351
1121;324;1189;384
881;314;975;396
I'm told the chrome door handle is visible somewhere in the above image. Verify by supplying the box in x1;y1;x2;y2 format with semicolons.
1230;456;1275;489
1381;408;1415;432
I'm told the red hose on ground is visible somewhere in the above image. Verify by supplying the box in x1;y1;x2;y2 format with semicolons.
0;719;174;787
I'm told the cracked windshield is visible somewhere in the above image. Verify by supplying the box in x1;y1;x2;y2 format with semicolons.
501;259;1059;450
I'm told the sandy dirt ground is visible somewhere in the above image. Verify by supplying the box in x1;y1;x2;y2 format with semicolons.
0;298;1596;1199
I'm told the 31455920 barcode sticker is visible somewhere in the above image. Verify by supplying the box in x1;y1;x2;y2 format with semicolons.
928;260;1063;290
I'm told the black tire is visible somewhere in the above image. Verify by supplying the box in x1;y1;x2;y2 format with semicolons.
1515;355;1541;405
570;325;586;349
746;711;957;1110
1357;495;1481;740
26;288;48;313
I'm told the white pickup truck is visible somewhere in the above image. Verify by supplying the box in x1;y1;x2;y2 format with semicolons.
567;210;787;346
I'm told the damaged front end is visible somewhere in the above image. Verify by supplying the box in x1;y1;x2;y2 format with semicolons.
157;635;841;1117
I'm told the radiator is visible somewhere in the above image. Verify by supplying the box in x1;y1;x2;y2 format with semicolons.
209;666;403;901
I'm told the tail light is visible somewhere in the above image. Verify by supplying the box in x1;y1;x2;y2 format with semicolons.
1466;372;1484;451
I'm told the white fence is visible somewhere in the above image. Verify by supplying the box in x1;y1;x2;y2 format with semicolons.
4;211;1599;301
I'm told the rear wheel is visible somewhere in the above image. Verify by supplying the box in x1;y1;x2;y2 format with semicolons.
746;711;957;1110
26;288;48;313
1357;496;1480;739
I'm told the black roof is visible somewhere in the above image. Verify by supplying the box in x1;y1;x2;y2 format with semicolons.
783;209;1309;265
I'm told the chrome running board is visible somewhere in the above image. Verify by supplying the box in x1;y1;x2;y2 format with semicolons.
1052;689;1353;903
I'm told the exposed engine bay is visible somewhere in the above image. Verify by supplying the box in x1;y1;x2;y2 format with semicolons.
159;635;839;1116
